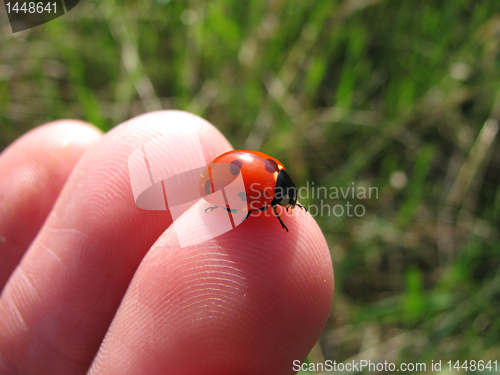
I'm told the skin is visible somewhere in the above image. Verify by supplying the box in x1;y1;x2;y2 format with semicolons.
0;111;334;375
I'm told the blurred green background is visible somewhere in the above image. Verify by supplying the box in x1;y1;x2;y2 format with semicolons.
1;0;500;373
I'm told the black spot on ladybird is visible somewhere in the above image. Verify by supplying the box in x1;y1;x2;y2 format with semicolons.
265;159;279;173
204;180;212;195
230;159;242;175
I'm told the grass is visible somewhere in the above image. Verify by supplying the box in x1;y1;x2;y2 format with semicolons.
1;0;500;372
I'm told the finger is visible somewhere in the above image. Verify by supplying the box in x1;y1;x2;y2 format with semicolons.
0;120;102;290
90;201;334;375
0;111;232;375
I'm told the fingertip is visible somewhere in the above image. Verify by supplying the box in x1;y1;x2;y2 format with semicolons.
91;201;333;374
0;120;103;290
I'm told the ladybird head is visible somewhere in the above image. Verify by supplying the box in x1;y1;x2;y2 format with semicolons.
274;169;299;211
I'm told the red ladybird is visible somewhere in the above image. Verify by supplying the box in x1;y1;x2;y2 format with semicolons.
199;150;306;232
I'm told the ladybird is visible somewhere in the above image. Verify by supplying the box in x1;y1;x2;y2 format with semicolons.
199;150;306;232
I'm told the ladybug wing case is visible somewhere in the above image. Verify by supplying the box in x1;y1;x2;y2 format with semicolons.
199;150;284;211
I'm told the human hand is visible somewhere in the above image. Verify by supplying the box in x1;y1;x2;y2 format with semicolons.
0;111;334;375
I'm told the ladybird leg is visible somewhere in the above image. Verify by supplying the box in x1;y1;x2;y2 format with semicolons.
242;210;253;222
296;203;308;212
242;205;267;222
205;206;219;213
272;204;289;232
224;207;238;215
